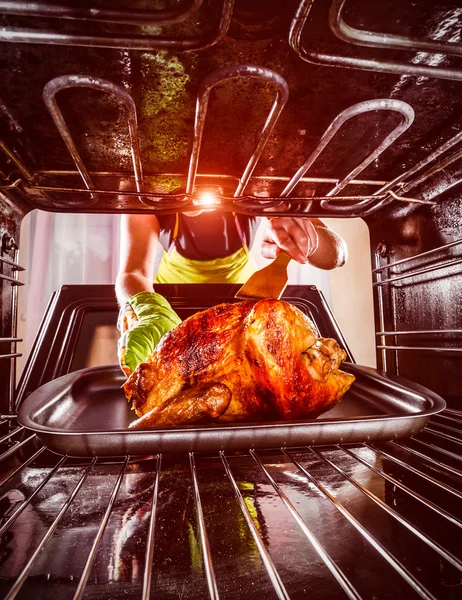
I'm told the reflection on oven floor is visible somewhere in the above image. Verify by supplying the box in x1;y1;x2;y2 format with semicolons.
0;443;461;599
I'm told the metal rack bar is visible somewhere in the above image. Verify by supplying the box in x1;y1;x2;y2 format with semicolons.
376;330;462;336
444;409;462;419
279;99;414;205
380;132;462;193
363;136;462;215
0;178;20;190
424;428;462;446
21;182;426;206
0;433;36;465
372;239;462;274
374;250;388;371
434;412;462;423
0;0;204;26
220;451;290;600
440;408;462;422
340;447;462;529
36;169;389;187
373;258;462;287
0;0;233;51
376;345;462;353
0;445;46;489
0;425;24;445
404;438;462;465
402;148;462;193
444;408;462;417
428;421;462;440
5;457;97;600
18;181;428;216
367;444;462;501
0;337;22;342
284;449;438;600
190;453;220;600
392;442;462;479
0;273;24;285
25;184;189;202
329;0;462;56
0;353;22;359
428;423;462;443
290;0;462;82
318;448;462;571
186;65;289;199
0;455;68;538
73;457;129;600
43;75;144;207
6;247;19;415
0;141;33;180
141;455;161;600
250;450;363;600
434;413;462;425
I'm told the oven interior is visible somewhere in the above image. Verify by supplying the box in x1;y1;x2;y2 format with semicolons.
0;1;462;598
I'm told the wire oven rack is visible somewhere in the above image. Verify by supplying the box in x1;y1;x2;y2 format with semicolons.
0;412;461;599
1;66;460;217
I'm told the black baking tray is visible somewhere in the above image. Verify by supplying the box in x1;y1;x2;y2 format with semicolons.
18;363;446;456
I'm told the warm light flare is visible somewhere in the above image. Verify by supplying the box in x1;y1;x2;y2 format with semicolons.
195;190;219;206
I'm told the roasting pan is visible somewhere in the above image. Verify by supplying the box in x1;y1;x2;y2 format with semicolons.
18;362;445;456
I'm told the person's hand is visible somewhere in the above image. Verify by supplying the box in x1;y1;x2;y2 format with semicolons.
117;292;181;377
261;217;319;264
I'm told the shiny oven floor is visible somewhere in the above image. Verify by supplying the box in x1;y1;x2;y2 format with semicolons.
0;410;461;600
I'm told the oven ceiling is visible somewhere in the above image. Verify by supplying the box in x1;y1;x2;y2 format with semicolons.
0;0;461;210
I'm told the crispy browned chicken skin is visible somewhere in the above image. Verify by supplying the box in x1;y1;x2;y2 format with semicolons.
124;299;355;428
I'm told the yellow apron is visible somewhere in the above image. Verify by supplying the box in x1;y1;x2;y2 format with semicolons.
155;213;257;284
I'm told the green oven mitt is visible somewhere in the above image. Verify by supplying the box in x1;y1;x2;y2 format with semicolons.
117;292;181;377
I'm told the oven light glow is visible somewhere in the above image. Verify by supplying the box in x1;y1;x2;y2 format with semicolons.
195;191;219;206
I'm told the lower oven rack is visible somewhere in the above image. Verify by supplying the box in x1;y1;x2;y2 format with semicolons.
0;412;461;600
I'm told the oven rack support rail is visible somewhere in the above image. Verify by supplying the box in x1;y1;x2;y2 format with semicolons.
1;70;458;218
291;0;462;82
0;0;234;52
0;412;461;600
0;243;23;415
373;238;462;372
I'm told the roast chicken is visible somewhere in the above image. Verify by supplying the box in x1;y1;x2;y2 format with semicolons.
124;299;355;428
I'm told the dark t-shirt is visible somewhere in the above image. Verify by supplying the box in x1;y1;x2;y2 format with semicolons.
157;212;260;260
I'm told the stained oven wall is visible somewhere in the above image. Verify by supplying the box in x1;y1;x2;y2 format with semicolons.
367;189;462;409
0;191;28;414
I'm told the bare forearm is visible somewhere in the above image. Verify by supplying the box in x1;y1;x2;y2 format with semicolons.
308;224;347;270
261;217;347;269
117;213;160;306
116;272;154;306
